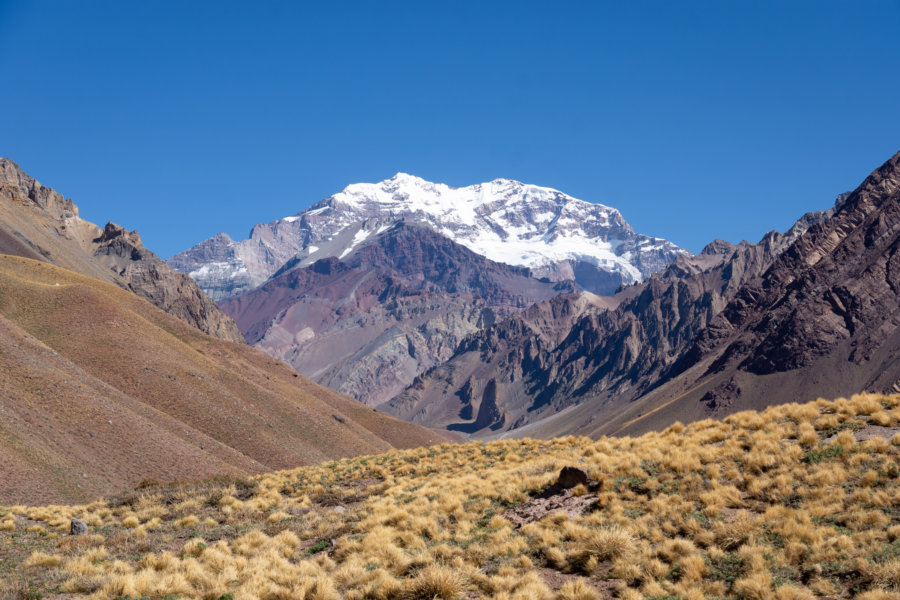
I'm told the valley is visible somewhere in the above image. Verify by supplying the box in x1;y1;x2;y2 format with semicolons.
2;148;900;600
4;4;899;599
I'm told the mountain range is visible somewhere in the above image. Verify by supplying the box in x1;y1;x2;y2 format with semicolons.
171;174;687;405
388;152;900;438
220;220;577;405
170;150;900;442
3;150;900;503
168;173;687;299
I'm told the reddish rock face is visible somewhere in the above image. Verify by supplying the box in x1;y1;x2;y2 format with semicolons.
221;222;576;406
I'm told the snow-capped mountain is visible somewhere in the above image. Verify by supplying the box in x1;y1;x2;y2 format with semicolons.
168;173;688;299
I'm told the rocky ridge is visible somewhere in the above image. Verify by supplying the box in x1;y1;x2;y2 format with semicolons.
677;149;900;391
384;188;842;435
0;158;243;342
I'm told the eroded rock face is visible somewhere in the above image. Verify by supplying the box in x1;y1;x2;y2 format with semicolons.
0;159;77;219
682;150;900;380
385;193;841;435
0;158;244;343
92;223;244;343
221;222;574;406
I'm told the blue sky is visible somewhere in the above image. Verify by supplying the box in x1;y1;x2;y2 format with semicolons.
1;1;898;259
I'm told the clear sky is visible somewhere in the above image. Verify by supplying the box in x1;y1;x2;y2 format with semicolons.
2;1;899;259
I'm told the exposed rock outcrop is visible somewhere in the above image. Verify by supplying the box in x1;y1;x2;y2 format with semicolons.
69;518;88;536
0;158;243;343
93;223;244;342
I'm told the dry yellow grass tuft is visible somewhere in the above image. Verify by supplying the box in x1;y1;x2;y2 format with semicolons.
1;393;898;599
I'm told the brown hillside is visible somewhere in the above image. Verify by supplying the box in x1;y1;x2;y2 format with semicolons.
0;256;450;505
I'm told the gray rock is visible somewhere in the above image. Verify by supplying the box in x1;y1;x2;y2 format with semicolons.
70;518;88;535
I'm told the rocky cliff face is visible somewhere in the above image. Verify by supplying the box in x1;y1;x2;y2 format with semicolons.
221;221;575;406
92;223;245;342
169;173;688;299
0;159;79;220
575;149;900;438
0;158;244;343
384;192;840;435
386;290;621;429
680;150;900;385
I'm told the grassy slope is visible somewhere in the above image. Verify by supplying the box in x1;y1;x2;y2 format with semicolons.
1;394;898;600
0;256;449;505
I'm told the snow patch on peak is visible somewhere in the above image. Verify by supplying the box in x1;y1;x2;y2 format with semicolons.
297;174;686;286
171;173;688;300
338;227;374;259
389;172;420;182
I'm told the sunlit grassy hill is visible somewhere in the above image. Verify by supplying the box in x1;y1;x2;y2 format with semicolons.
2;394;899;600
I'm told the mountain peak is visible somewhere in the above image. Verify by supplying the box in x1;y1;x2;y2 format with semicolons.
171;174;688;298
387;172;422;183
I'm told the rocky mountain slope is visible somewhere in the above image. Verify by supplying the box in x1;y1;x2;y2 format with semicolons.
0;158;243;342
220;220;575;406
632;148;900;424
0;255;450;505
384;168;857;437
169;173;687;298
382;238;779;433
524;151;900;440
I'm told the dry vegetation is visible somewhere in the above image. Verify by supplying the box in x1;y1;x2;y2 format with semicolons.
2;394;899;600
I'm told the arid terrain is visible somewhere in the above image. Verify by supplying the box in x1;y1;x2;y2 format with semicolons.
4;4;898;599
1;394;897;599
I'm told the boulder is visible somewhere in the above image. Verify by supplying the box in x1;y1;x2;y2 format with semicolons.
555;466;588;489
70;518;88;535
